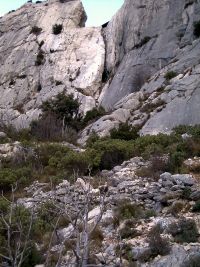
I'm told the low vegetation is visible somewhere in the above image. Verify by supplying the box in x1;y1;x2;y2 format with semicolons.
164;71;177;81
169;218;199;243
52;24;63;35
30;26;42;35
193;20;200;38
148;224;170;258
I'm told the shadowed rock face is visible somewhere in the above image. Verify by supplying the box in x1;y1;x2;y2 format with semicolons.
0;0;105;128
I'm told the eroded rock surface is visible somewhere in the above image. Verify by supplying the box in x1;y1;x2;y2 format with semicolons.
0;0;105;128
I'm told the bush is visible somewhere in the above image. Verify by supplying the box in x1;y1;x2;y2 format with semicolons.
119;220;139;239
83;107;106;126
31;112;64;141
168;151;186;173
181;253;200;267
42;93;80;129
148;224;170;257
110;123;139;141
193;21;200;38
0;167;32;192
113;201;142;226
164;71;177;81
52;24;63;35
35;50;45;66
30;26;42;35
192;200;200;212
86;131;100;147
173;125;200;138
169;218;199;243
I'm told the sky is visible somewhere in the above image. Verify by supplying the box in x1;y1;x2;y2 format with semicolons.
0;0;124;26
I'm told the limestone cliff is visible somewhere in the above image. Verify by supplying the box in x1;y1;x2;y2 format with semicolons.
0;0;105;128
80;0;200;142
1;0;200;140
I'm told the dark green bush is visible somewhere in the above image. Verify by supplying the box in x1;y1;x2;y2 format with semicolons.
192;200;200;212
42;93;81;129
35;50;45;66
91;139;134;170
86;131;100;147
0;167;32;192
173;125;200;138
83;107;106;126
113;201;142;226
21;244;42;267
52;24;63;35
164;71;177;81
110;123;139;141
30;26;42;35
193;21;200;38
168;151;186;173
169;218;199;243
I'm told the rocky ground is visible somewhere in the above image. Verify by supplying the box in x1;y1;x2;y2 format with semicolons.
16;156;200;267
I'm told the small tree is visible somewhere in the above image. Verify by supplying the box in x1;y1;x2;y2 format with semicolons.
0;187;41;267
110;123;139;141
42;93;80;128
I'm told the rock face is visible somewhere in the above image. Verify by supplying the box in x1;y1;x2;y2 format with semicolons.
80;0;200;142
1;0;200;139
101;0;198;108
0;0;105;128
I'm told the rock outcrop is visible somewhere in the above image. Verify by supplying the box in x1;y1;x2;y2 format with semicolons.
0;0;105;128
18;156;200;266
1;0;200;140
80;0;200;142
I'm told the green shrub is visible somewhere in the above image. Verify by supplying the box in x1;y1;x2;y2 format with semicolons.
193;21;200;38
21;244;42;267
30;26;42;35
83;107;106;126
42;93;81;129
181;187;192;200
0;167;32;192
0;197;9;214
36;143;70;167
164;71;177;81
52;24;63;34
35;50;45;66
110;123;139;141
169;218;199;243
173;125;200;138
86;131;100;147
168;151;186;173
148;224;170;257
59;148;101;175
113;201;142;226
192;200;200;212
90;139;134;170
